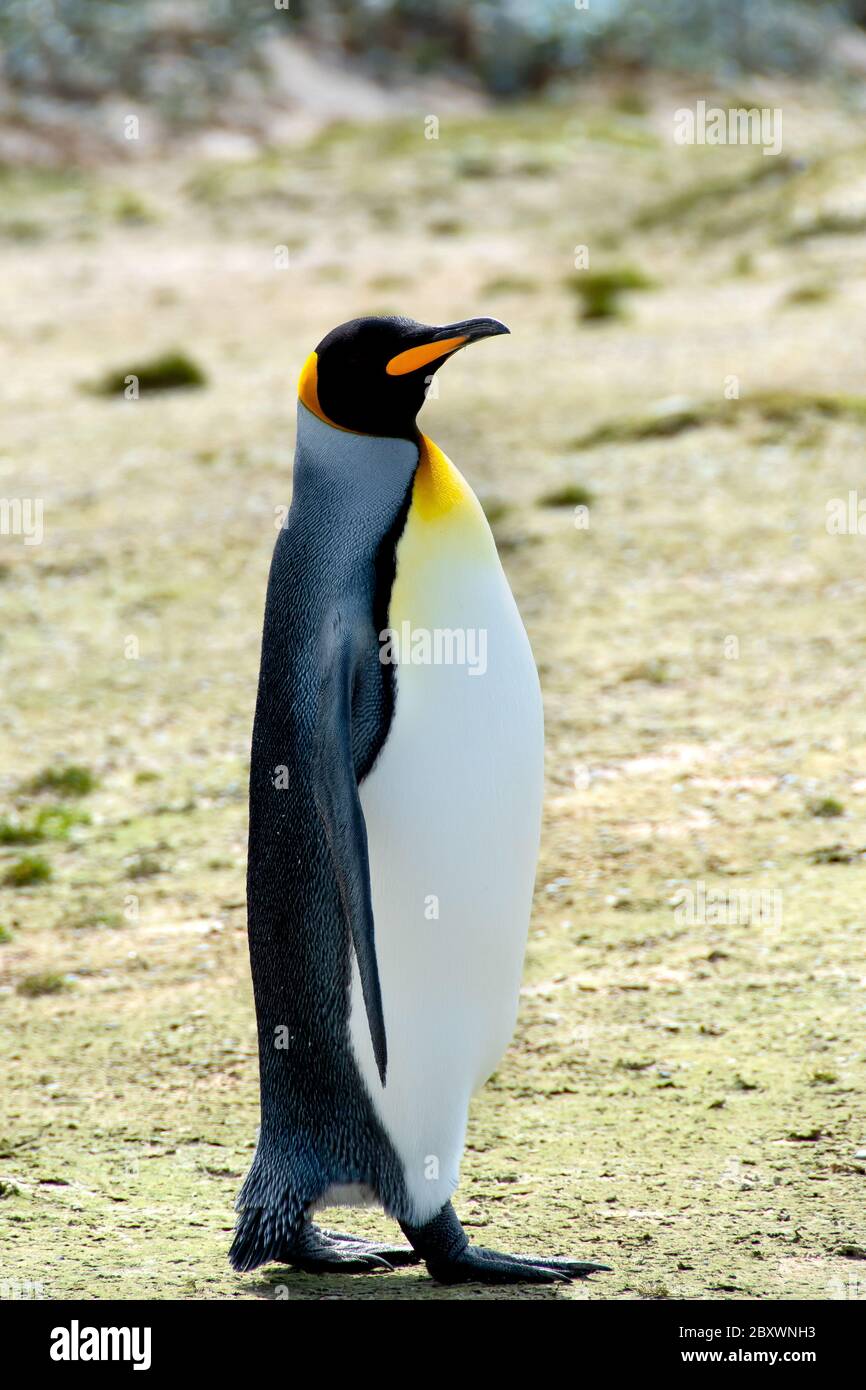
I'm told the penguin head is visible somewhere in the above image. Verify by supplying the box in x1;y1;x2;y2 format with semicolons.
298;315;509;441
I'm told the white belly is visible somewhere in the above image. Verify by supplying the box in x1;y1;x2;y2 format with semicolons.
350;461;544;1224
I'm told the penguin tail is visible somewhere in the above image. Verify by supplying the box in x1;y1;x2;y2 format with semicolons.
229;1147;308;1273
229;1203;298;1273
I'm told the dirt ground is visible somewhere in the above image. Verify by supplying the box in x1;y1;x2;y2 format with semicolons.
1;78;865;1301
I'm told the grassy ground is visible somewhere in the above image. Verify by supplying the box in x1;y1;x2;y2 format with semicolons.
2;79;866;1301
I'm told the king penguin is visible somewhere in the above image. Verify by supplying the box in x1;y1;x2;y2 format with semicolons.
230;315;609;1284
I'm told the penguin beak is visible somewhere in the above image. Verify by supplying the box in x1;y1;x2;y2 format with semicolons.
385;318;510;377
433;317;511;346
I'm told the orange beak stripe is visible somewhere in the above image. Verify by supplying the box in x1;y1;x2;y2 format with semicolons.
385;335;467;377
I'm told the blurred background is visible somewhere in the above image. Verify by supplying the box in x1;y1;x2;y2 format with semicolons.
1;0;866;1302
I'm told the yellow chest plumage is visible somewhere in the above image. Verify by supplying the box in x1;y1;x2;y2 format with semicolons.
412;434;473;520
392;433;498;630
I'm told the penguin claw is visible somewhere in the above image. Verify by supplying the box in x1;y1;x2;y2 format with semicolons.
350;1253;394;1273
320;1228;421;1266
512;1255;613;1275
288;1250;394;1274
426;1247;610;1286
274;1222;419;1274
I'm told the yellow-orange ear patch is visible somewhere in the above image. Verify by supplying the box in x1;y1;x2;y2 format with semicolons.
298;350;353;431
298;350;324;417
386;336;467;377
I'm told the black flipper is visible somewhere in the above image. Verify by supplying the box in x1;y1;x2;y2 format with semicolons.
313;606;388;1086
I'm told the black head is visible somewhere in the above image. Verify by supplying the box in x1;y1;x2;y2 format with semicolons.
300;314;510;440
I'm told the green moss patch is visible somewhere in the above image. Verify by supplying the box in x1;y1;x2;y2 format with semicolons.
26;766;97;798
2;855;52;887
537;483;594;509
571;391;866;450
0;806;89;845
566;266;655;321
16;971;68;997
90;351;207;396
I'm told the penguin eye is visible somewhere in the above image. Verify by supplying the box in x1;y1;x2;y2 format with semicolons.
385;336;467;377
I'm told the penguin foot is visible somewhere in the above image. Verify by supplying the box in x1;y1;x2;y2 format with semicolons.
320;1226;421;1267
401;1201;611;1286
425;1249;611;1285
276;1221;419;1274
